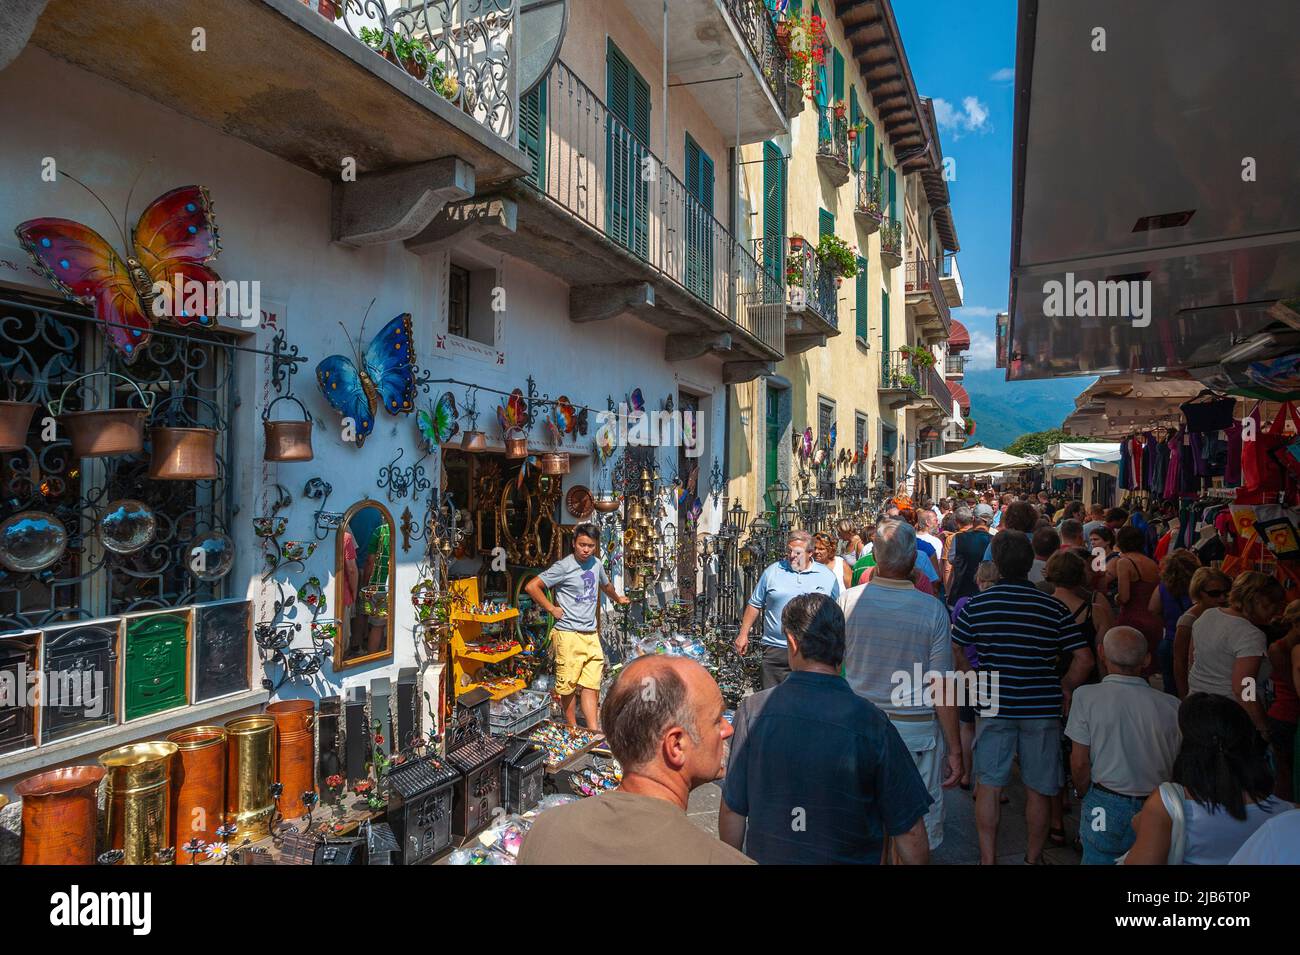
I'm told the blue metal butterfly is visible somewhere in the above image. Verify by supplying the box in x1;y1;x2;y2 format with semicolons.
316;311;417;449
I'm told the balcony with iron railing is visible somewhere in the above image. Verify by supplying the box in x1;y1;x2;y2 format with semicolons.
879;349;951;418
501;60;783;363
854;170;884;234
905;255;952;338
880;218;903;269
20;0;528;203
621;0;789;142
816;106;851;186
785;246;839;337
945;353;968;378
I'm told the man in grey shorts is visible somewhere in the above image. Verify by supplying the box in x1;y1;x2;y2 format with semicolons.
951;530;1095;864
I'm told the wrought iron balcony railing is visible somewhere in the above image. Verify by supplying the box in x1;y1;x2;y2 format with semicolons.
905;255;951;332
323;0;518;144
816;106;851;168
945;353;968;377
522;60;781;355
855;170;884;223
880;218;903;266
925;363;953;414
786;248;838;329
722;0;791;115
881;349;924;395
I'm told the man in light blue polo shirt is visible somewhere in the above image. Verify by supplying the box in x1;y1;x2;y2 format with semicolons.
734;529;841;689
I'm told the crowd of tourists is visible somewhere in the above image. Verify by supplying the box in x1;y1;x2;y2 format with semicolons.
520;489;1300;865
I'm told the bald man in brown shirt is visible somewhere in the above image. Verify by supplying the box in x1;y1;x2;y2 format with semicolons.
518;656;753;864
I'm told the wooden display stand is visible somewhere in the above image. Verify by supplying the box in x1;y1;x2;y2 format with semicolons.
449;577;525;702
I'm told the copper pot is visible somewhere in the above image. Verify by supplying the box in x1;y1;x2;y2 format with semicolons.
263;394;314;462
166;725;227;861
0;400;38;451
14;765;106;865
149;427;218;480
100;741;179;865
460;430;487;452
265;700;316;818
592;495;620;512
224;715;276;840
540;452;570;475
48;372;153;458
504;428;528;459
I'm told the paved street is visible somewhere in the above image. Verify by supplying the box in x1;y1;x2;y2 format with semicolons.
688;772;1084;865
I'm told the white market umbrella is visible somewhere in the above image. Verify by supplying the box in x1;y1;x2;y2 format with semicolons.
916;445;1036;476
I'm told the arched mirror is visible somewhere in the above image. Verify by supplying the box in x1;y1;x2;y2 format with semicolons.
334;499;396;672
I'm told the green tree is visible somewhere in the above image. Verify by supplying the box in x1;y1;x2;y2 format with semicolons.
1004;428;1071;459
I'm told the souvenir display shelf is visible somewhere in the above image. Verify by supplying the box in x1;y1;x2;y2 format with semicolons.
448;577;525;701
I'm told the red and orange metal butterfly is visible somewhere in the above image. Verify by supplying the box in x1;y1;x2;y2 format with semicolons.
15;182;222;362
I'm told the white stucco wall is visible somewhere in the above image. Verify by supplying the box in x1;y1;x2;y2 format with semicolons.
0;47;728;720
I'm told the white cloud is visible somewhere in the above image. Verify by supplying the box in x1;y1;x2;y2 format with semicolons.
933;96;992;139
965;330;997;370
956;305;1001;318
989;67;1015;84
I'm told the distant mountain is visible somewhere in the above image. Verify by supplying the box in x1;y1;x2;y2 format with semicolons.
961;367;1092;450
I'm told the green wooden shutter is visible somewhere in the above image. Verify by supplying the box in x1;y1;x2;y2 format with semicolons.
888;165;897;220
819;208;834;238
606;40;650;259
685;134;715;303
877;145;884;183
850;88;860;169
881;288;891;357
855;256;868;340
519;84;547;187
765;387;780;496
832;48;844;103
762;141;785;301
866;119;875;175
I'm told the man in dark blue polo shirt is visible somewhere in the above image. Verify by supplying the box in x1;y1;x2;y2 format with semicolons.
952;530;1095;865
718;593;932;864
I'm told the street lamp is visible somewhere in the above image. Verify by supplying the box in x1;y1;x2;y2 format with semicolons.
766;479;789;511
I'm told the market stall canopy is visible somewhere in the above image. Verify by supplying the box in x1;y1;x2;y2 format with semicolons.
1006;0;1300;383
1043;442;1120;478
916;445;1035;475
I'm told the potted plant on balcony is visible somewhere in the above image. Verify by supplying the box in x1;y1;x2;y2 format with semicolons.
308;0;344;20
832;100;847;121
788;233;806;253
359;26;430;82
815;233;859;279
898;373;918;390
903;345;935;369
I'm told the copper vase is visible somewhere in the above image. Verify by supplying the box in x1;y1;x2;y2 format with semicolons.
166;725;228;861
224;714;277;840
99;741;179;865
14;765;106;865
263;419;314;462
265;699;316;818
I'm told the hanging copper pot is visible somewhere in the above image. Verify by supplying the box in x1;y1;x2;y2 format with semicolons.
149;427;218;480
99;741;179;865
265;700;316;818
541;452;570;475
262;394;314;462
593;494;620;513
14;765;106;865
504;427;528;459
224;715;276;840
166;725;227;862
460;430;487;452
49;373;153;458
0;400;38;451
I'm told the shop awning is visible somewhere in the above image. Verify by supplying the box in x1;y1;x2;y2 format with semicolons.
948;319;970;353
1006;0;1300;382
917;445;1035;475
949;381;970;414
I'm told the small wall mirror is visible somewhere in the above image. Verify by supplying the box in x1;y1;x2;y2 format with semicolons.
334;499;395;672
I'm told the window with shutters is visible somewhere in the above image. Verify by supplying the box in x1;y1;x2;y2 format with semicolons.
888;166;897;220
685;133;715;304
855;256;869;343
832;48;844;103
762;141;785;304
606;40;651;260
819;208;834;238
855;413;868;477
518;84;547;187
866;120;875;176
818;397;835;455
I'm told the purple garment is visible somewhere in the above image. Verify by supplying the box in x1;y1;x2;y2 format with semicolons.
1224;419;1242;487
1144;433;1159;489
1180;432;1199;493
950;596;979;668
1164;430;1181;498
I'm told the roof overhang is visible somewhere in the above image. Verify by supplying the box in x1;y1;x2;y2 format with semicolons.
1007;0;1300;383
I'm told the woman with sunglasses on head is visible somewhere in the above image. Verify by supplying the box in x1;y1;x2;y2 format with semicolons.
1173;568;1231;699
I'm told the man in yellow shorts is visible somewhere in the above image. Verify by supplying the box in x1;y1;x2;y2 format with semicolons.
526;523;629;731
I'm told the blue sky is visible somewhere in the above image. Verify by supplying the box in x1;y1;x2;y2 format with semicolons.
892;0;1018;372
